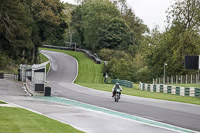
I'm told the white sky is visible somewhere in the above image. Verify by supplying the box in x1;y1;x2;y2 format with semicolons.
61;0;175;31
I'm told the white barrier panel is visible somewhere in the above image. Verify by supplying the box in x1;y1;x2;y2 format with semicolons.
180;87;185;96
171;86;176;95
150;84;154;92
163;85;168;93
190;87;195;97
145;84;148;91
156;84;160;92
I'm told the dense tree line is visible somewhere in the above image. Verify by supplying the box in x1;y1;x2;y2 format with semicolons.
0;0;67;69
70;0;200;83
144;0;200;80
1;0;199;82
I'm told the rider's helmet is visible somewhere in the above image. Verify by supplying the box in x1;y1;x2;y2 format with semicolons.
116;83;119;86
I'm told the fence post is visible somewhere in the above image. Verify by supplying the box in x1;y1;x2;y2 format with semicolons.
186;75;187;84
171;76;173;84
181;75;182;84
167;76;169;84
196;73;198;84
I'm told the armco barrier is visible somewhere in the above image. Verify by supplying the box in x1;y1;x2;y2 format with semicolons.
139;82;200;97
42;45;101;64
111;79;133;88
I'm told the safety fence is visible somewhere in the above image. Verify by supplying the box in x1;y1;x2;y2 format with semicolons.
153;73;200;84
139;82;200;97
111;79;133;88
0;73;18;80
42;45;101;64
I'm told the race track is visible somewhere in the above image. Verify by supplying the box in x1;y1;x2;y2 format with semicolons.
41;50;200;132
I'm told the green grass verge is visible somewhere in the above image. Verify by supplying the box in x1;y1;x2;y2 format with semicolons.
0;101;6;104
168;84;200;88
40;48;103;84
79;83;200;105
40;48;200;105
40;54;50;73
0;107;84;133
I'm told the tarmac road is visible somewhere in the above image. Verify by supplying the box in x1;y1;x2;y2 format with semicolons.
41;50;200;132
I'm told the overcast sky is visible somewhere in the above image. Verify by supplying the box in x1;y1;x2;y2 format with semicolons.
61;0;175;31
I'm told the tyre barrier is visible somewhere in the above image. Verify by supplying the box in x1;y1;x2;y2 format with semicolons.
139;82;200;97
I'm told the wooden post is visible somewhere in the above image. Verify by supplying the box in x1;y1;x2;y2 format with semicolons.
171;76;173;84
186;75;187;84
167;76;169;84
181;75;182;84
196;73;198;84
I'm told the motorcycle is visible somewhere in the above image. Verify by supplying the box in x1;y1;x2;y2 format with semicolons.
114;88;121;102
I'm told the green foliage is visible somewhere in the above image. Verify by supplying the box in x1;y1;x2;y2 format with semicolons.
97;18;134;50
71;0;140;51
0;0;68;70
144;0;200;79
32;0;67;46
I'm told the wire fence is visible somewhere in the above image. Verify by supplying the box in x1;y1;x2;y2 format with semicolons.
153;73;200;84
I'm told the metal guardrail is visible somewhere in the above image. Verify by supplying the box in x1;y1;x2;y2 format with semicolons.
42;45;101;64
0;73;18;80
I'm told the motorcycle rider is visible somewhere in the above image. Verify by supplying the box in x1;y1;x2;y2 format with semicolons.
112;83;122;98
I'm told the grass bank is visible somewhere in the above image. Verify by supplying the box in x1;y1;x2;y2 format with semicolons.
0;107;84;133
79;83;200;105
40;48;200;105
40;54;50;73
168;84;200;88
40;48;103;84
0;101;6;104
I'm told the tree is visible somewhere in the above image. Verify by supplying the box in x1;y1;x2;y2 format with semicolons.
32;0;67;46
97;18;134;50
0;0;34;65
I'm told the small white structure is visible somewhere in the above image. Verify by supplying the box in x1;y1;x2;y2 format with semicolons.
21;61;49;95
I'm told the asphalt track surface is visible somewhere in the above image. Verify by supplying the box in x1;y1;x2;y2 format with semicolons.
41;50;200;132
